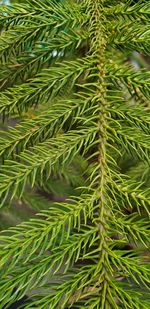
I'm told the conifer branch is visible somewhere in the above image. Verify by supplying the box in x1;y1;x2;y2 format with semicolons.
0;1;150;307
0;97;91;159
0;2;87;63
26;265;97;309
0;227;97;306
0;58;91;115
108;62;150;100
0;127;97;206
112;214;150;246
0;193;94;270
109;122;150;162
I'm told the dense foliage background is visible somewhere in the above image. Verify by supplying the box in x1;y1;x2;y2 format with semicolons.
0;0;150;308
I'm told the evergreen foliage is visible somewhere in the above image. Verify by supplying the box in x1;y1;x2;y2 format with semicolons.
0;0;150;308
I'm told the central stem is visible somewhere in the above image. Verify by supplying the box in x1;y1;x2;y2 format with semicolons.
87;0;110;307
90;0;108;248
